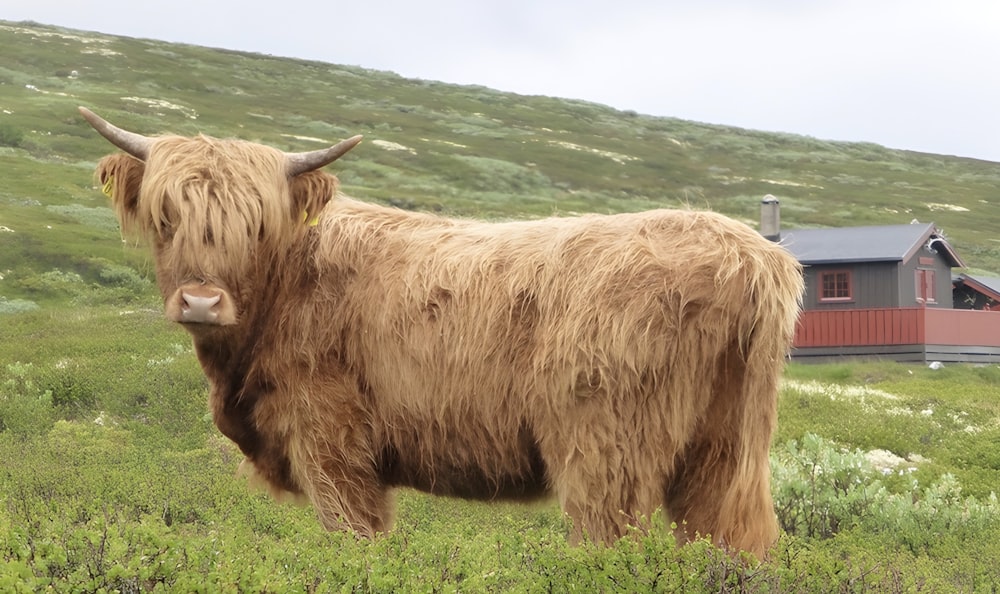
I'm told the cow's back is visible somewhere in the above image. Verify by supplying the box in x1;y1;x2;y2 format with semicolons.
313;201;795;424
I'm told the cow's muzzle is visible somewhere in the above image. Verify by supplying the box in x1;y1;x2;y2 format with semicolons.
165;284;237;326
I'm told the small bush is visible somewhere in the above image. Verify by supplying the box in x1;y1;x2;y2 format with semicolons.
43;368;98;411
44;204;120;233
16;268;86;296
0;123;23;148
96;262;148;290
865;473;1000;553
771;433;883;539
0;362;54;436
772;431;1000;569
0;297;38;314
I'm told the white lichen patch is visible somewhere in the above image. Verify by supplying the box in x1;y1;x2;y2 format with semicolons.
0;24;121;56
783;379;900;401
926;203;970;212
0;226;13;233
372;139;417;154
547;140;639;164
716;175;751;185
1;24;112;46
81;48;122;57
715;174;823;189
865;449;923;475
280;133;328;144
759;178;825;189
117;308;159;316
24;85;76;99
121;97;198;119
883;405;915;417
421;138;468;149
947;411;981;434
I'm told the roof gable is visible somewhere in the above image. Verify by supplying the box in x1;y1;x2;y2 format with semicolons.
956;274;1000;301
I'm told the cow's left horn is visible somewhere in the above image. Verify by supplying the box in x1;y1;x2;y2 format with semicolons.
78;107;153;160
285;135;363;177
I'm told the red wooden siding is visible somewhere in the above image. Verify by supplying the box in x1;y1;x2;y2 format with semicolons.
922;308;1000;346
794;307;1000;348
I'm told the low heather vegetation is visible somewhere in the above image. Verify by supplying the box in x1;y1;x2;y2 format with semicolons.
1;310;998;591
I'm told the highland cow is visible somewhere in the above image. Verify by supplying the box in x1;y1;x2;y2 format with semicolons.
81;106;802;558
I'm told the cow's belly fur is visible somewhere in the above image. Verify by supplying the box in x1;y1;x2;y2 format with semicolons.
376;420;549;500
238;371;554;506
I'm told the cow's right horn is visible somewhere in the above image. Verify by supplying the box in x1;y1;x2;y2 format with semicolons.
285;135;363;177
79;107;153;160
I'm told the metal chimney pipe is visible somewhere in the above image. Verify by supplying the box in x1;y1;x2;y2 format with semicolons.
760;194;780;241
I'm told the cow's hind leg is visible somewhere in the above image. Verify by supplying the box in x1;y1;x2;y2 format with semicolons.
664;347;779;558
545;406;666;545
558;456;664;545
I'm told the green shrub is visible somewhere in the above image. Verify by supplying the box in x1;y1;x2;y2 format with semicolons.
449;154;553;193
44;204;120;233
0;362;54;436
771;433;883;539
771;431;1000;568
96;262;148;289
0;123;23;148
865;473;1000;553
41;366;98;411
16;268;87;296
0;297;38;314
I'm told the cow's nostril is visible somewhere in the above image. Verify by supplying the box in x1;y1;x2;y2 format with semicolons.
180;292;222;323
166;285;236;327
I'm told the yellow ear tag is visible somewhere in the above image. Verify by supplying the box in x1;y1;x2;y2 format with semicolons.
301;210;319;226
101;175;115;198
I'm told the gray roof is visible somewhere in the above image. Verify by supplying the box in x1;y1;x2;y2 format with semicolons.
778;222;964;267
957;275;1000;298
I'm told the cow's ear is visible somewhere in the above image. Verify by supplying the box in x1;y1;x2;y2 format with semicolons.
96;153;145;220
289;170;338;226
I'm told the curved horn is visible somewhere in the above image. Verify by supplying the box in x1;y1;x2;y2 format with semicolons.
79;106;153;160
285;135;363;177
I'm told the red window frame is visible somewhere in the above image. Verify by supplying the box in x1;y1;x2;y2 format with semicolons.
915;269;936;304
819;270;853;302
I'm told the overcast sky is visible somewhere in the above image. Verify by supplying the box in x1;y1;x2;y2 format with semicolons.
6;1;1000;162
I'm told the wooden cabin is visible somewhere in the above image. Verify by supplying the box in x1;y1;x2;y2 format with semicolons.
759;197;1000;363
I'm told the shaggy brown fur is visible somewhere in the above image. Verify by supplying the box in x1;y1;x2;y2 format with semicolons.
93;131;802;559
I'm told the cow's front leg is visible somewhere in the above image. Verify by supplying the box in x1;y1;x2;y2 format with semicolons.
265;377;392;537
305;457;392;537
297;409;393;538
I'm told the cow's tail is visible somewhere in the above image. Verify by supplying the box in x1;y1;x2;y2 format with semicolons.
720;242;803;557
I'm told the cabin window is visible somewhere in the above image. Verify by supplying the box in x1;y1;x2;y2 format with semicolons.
915;269;936;304
819;270;853;302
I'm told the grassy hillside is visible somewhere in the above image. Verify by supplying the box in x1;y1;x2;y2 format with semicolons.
2;19;999;295
1;20;999;592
